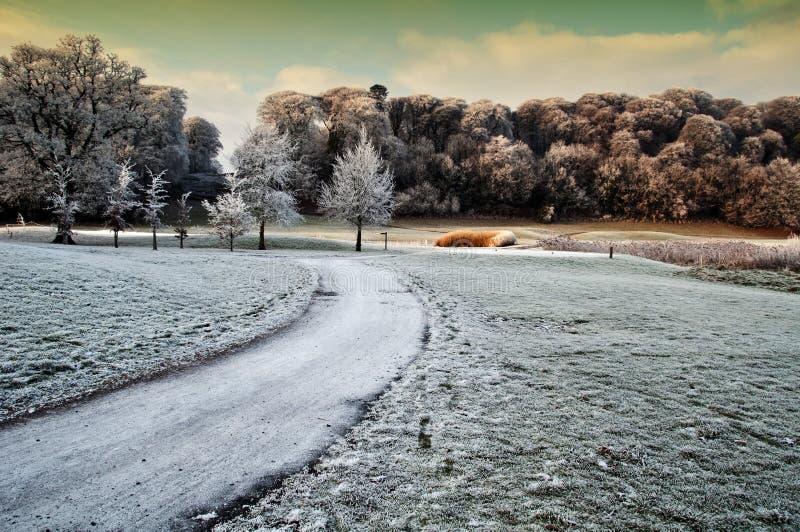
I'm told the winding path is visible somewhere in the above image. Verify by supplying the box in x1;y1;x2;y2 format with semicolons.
0;256;426;530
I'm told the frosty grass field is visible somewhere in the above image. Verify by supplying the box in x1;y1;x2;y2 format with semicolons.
219;249;800;530
0;240;316;422
2;230;799;529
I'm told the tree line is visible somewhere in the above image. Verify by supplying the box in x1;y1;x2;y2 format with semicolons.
2;34;800;235
258;86;800;230
0;35;223;217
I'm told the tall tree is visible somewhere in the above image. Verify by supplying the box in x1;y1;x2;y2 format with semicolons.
234;125;302;250
0;34;148;210
142;168;168;250
183;116;223;174
369;84;389;111
319;127;394;251
128;86;190;180
103;160;140;248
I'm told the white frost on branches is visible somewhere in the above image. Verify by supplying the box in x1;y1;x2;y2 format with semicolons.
235;124;302;229
319;126;394;227
48;164;80;244
202;175;253;251
104;160;140;245
142;168;169;229
174;192;192;248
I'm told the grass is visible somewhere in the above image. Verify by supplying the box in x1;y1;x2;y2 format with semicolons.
540;235;800;271
3;225;360;251
685;268;800;293
0;241;317;422
5;216;789;250
217;250;800;530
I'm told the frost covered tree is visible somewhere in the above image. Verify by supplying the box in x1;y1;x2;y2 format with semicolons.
202;175;253;251
234;125;302;249
173;192;192;249
48;165;79;244
460;99;514;142
678;115;734;162
319;127;394;251
0;35;148;210
319;87;391;157
476;136;537;208
142;168;169;250
104;160;140;248
183;117;223;173
129;86;190;180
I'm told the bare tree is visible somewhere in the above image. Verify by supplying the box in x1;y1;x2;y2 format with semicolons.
142;168;168;250
48;165;79;245
234;125;302;249
104;160;140;248
173;192;192;249
202;175;253;251
319;127;394;251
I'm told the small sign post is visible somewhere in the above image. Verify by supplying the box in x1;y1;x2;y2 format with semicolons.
380;231;388;250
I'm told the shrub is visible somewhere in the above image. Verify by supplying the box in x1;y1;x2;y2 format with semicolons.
435;230;517;247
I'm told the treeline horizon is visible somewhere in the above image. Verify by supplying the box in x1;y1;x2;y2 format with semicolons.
1;34;799;231
257;85;800;230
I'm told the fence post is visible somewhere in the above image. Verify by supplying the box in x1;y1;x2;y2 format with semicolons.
609;245;613;259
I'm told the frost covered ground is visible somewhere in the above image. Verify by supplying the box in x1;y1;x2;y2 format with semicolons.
218;249;800;530
685;267;800;293
0;241;316;422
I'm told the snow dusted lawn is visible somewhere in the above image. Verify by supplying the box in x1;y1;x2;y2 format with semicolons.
218;250;800;530
0;241;316;422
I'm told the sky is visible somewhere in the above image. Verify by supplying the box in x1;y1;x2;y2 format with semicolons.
1;0;798;168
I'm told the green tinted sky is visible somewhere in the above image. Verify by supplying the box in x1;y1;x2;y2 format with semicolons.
0;0;754;83
1;0;797;164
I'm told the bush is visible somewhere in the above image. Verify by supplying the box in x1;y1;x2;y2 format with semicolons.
435;230;517;247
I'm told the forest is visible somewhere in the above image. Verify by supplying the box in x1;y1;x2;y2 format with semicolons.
1;34;799;230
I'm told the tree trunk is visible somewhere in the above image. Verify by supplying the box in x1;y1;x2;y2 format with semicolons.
113;229;119;248
355;217;362;252
259;221;266;250
179;233;184;249
52;231;75;245
229;230;234;252
152;226;157;251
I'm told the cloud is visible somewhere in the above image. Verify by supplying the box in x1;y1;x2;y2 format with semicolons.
391;18;800;106
266;65;373;95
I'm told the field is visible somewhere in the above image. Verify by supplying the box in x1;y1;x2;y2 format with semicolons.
4;215;792;250
3;221;799;528
219;249;800;530
0;241;316;423
268;216;791;246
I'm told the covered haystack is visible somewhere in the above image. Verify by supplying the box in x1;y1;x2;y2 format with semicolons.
434;230;517;247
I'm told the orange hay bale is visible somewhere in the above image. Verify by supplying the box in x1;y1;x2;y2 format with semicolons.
434;229;517;247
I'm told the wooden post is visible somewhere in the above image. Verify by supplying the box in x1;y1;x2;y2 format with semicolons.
609;245;613;259
380;231;388;250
